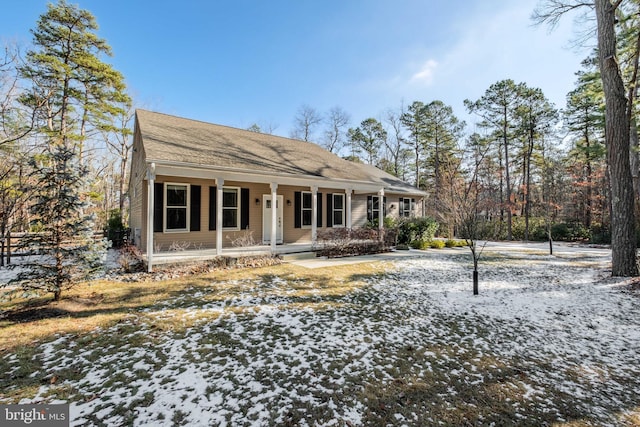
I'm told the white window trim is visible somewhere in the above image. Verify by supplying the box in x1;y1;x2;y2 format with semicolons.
371;195;381;221
164;182;190;233
222;186;241;231
332;193;345;228
401;197;415;218
301;191;313;229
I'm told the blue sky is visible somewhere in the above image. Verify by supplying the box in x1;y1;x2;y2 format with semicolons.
1;0;589;139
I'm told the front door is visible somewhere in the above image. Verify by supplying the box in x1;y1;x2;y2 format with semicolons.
262;195;283;244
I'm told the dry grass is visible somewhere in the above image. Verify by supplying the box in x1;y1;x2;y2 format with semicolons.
2;253;639;426
0;262;381;354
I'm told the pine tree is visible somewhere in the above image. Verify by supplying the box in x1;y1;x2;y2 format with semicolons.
347;118;387;165
10;144;107;301
465;79;523;240
4;0;128;299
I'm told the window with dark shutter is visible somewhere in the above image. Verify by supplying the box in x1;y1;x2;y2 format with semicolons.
209;186;217;230
241;188;250;229
190;185;201;231
153;183;163;232
326;193;333;227
294;192;301;228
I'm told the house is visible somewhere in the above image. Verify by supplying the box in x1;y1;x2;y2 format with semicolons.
129;110;427;271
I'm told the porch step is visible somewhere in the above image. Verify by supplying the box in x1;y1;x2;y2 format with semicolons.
281;251;317;262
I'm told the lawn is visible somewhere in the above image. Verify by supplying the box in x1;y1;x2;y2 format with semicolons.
1;245;640;426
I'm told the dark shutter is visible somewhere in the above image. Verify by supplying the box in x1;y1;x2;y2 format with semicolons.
153;183;163;232
326;193;333;227
294;191;301;228
241;188;250;229
383;196;387;217
367;195;373;222
190;185;201;231
209;186;217;230
317;192;323;228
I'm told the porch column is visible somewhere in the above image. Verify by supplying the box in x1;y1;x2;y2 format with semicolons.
216;178;224;254
378;188;385;241
311;186;318;243
270;182;278;253
146;163;156;272
346;188;352;229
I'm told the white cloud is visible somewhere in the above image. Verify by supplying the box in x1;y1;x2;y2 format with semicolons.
409;59;438;86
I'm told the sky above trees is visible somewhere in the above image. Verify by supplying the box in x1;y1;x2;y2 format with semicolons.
1;0;588;138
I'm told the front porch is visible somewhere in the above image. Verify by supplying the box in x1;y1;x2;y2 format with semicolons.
143;242;314;266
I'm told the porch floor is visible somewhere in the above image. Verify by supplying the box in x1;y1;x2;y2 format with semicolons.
144;242;314;266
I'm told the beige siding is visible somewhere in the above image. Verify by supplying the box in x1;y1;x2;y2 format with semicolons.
135;172;426;253
129;123;147;249
351;194;369;227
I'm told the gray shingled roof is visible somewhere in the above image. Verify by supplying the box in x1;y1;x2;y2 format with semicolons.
136;109;425;195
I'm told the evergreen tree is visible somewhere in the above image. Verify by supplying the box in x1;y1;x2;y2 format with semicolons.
465;79;522;240
347;118;387;165
514;85;557;240
401;101;428;187
5;0;128;298
534;0;639;276
564;59;606;228
10;143;107;301
422;100;465;223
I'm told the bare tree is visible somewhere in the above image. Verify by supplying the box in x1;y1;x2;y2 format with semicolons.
322;106;350;153
0;43;45;147
384;106;408;178
290;104;322;142
102;98;133;215
456;135;494;295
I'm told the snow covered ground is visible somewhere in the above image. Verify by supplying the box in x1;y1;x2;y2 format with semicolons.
4;244;640;426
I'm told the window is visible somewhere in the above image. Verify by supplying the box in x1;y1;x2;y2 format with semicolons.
165;183;189;231
223;188;240;229
301;191;312;227
367;195;387;222
371;196;380;221
401;198;415;217
332;194;345;227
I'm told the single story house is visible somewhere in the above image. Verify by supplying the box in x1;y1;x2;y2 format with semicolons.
129;110;427;271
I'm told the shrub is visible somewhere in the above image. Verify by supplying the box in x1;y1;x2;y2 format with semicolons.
105;209;130;248
591;224;611;244
551;222;591;241
429;239;445;249
315;227;395;257
409;239;429;250
445;239;466;248
397;217;439;245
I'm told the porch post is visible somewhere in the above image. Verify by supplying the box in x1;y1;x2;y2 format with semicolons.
378;188;385;241
311;186;318;243
346;188;352;230
146;163;156;272
216;178;224;254
270;182;278;253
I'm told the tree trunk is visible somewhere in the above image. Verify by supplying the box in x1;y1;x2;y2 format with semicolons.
631;119;639;199
473;269;479;295
7;228;11;265
595;0;639;277
503;109;513;240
